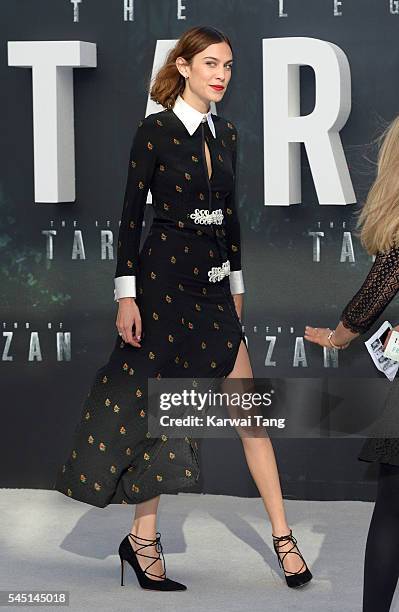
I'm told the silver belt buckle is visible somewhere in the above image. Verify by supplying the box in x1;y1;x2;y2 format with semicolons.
189;208;224;225
208;260;230;283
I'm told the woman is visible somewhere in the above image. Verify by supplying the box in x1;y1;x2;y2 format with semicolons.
54;25;312;591
304;115;399;611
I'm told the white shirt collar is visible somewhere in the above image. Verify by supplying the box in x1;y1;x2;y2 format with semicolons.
172;94;216;138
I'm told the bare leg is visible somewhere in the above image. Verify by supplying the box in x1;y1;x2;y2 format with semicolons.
225;339;306;575
128;495;165;580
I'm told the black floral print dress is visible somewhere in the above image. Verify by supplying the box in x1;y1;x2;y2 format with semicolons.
53;105;247;507
340;245;399;465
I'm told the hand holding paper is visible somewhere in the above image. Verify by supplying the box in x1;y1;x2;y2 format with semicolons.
365;321;399;381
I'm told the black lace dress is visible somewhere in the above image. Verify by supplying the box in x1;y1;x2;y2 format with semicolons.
340;246;399;465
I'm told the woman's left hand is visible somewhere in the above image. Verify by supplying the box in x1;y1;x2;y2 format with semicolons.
304;326;334;348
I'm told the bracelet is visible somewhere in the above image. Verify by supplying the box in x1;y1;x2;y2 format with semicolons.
327;329;350;350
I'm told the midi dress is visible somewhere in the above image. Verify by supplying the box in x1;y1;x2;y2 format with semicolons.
339;245;399;466
53;96;247;507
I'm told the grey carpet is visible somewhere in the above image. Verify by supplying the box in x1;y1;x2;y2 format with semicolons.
1;489;398;612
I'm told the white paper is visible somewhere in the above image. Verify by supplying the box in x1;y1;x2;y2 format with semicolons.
364;320;399;381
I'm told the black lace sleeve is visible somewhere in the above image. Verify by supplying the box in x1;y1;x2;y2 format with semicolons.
340;246;399;334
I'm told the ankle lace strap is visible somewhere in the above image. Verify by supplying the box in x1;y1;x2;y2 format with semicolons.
128;531;166;580
272;529;306;576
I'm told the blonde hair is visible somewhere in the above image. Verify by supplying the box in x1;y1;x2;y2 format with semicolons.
356;116;399;254
148;25;232;110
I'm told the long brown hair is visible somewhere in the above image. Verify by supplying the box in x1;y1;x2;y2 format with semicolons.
356;116;399;254
149;26;233;110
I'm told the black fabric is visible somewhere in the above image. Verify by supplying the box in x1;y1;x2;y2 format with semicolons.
363;463;399;612
359;376;399;467
334;242;399;467
53;110;246;507
115;110;243;281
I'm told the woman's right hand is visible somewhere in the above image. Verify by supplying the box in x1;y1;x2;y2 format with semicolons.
116;297;142;347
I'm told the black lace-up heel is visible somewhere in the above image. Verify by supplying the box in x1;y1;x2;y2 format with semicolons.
272;529;313;588
118;532;187;591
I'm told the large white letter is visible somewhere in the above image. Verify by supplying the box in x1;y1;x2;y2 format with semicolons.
263;37;355;205
8;41;97;203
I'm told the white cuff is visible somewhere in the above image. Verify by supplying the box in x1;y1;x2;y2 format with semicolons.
229;270;245;294
114;276;136;301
